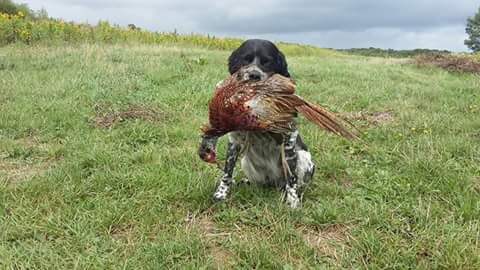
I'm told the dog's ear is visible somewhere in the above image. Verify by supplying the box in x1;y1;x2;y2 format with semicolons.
228;48;241;75
276;51;290;77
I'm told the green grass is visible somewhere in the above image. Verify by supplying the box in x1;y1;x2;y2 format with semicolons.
0;43;479;269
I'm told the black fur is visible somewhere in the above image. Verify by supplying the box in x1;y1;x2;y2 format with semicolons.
228;39;290;77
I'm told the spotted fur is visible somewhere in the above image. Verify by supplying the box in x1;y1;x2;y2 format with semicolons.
212;129;315;208
209;39;315;208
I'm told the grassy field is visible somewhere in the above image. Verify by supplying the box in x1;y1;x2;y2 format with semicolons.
0;43;479;269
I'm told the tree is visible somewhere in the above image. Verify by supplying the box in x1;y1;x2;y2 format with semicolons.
128;24;141;31
465;7;480;52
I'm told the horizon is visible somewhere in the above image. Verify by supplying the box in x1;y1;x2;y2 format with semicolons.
19;0;479;52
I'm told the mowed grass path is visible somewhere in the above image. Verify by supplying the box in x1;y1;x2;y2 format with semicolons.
0;44;479;269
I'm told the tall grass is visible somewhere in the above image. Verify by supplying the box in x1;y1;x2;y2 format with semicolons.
0;12;336;56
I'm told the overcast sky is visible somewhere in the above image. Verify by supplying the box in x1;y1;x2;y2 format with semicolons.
21;0;479;51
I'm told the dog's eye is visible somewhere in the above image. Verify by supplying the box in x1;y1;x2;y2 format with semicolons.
260;57;271;66
244;54;254;63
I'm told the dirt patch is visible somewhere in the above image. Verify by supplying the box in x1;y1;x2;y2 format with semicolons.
416;248;433;260
106;222;138;258
299;224;351;262
108;223;135;239
0;136;62;184
342;110;394;126
15;136;39;148
92;103;164;128
0;159;53;183
469;132;480;139
208;242;232;268
414;53;480;74
184;212;233;268
327;172;353;188
107;223;137;249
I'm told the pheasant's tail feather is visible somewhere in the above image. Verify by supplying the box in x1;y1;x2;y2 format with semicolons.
296;100;359;140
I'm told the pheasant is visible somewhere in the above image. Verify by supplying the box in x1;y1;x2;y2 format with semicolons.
199;70;358;163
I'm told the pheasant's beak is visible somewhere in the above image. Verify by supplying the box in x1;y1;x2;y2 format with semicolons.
198;134;219;164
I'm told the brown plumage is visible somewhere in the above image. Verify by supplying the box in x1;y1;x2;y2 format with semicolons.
201;71;358;140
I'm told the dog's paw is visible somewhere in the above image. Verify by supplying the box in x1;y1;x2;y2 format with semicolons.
212;181;230;202
284;185;301;209
286;193;300;208
212;192;227;202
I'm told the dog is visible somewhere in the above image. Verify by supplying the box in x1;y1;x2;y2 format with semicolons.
210;39;315;208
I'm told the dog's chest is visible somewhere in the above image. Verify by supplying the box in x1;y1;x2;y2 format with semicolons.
229;131;285;186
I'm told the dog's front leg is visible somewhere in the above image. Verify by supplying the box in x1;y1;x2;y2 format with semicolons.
283;130;301;208
213;140;241;201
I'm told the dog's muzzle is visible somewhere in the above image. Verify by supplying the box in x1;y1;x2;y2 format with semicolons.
240;65;268;81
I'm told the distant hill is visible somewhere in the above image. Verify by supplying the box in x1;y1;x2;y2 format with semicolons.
338;47;451;58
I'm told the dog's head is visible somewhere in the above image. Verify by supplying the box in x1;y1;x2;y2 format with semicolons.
228;39;290;82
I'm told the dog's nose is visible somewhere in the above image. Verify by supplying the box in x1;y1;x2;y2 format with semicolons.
248;70;262;81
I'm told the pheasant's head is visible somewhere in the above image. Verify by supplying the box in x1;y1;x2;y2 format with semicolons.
198;134;219;164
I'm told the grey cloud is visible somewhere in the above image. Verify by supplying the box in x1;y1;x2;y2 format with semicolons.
198;0;475;34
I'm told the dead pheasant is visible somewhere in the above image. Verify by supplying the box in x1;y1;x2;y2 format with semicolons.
199;71;358;163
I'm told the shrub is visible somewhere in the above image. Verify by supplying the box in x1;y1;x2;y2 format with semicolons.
414;53;480;74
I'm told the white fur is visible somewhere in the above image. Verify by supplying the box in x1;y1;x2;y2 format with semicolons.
285;184;300;208
229;131;314;189
213;179;230;201
296;150;314;187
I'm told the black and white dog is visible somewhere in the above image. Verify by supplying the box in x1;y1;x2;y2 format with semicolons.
210;39;315;208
